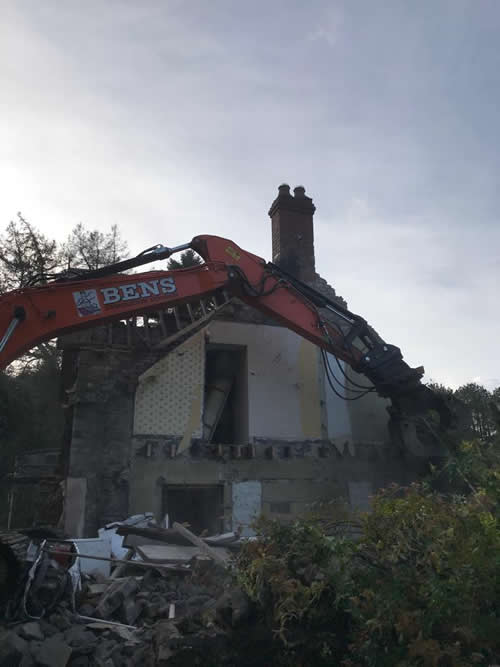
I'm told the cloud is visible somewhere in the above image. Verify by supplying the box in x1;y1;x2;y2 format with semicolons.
315;192;500;389
307;6;343;46
0;0;499;388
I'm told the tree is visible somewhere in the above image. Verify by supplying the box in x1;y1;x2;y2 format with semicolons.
0;213;59;291
167;249;203;270
0;217;64;500
0;215;63;369
0;216;129;526
0;359;65;527
0;217;129;369
426;381;454;398
61;222;128;271
491;387;500;429
427;380;499;443
455;382;496;442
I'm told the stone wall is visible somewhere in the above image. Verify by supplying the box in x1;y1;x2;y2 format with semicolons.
62;345;161;536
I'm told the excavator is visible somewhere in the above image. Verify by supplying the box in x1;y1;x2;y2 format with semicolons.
0;233;451;446
0;233;454;617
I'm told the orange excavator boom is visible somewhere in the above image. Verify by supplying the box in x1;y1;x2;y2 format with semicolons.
0;234;450;431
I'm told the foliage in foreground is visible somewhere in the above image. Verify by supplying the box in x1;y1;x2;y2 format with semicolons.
236;440;500;666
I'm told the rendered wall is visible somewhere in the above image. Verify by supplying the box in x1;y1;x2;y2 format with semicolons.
345;365;391;444
128;444;422;531
209;321;390;447
131;321;391;450
324;354;354;443
208;321;323;441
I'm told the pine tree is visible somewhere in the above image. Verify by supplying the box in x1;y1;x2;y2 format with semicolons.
167;248;203;270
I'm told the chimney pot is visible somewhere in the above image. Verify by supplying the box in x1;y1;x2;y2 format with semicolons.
278;183;291;195
294;185;306;198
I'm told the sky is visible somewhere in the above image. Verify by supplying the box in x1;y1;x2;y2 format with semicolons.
1;0;499;390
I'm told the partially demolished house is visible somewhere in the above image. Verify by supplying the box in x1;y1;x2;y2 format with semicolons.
60;185;420;538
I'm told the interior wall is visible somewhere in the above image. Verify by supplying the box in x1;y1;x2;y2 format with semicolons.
234;347;249;444
324;355;355;444
345;366;391;444
132;321;390;451
133;332;205;444
208;321;323;440
209;321;390;446
323;356;391;447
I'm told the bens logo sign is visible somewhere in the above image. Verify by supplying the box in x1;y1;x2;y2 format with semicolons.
73;278;177;317
101;277;176;304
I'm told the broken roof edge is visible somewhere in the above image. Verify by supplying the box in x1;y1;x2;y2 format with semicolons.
211;272;348;330
309;272;348;310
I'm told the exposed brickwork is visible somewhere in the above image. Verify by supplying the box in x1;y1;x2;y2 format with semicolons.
309;273;348;309
268;184;348;310
269;184;316;282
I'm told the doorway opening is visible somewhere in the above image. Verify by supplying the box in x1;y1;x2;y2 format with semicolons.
203;345;248;445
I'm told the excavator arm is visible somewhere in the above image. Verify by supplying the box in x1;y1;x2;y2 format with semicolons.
0;234;450;434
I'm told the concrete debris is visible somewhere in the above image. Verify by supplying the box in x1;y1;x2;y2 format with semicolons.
95;577;140;620
18;622;44;641
85;622;138;641
98;513;154;561
0;521;262;666
0;629;33;667
86;582;109;596
72;538;111;578
36;635;72;667
204;531;240;546
121;596;142;625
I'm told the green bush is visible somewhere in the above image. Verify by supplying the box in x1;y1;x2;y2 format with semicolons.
237;518;356;665
236;439;500;666
347;482;500;666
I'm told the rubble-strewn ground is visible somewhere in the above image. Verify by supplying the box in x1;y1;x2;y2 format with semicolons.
0;519;282;667
4;432;499;667
0;556;269;667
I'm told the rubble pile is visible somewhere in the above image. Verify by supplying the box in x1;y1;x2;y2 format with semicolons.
1;564;249;665
0;522;264;666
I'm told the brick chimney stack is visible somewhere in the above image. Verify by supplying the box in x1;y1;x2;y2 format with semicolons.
268;184;316;282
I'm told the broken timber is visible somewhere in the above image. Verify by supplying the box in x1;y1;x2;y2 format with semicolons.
109;547;134;579
116;524;192;546
117;523;239;548
42;549;191;573
172;522;229;568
